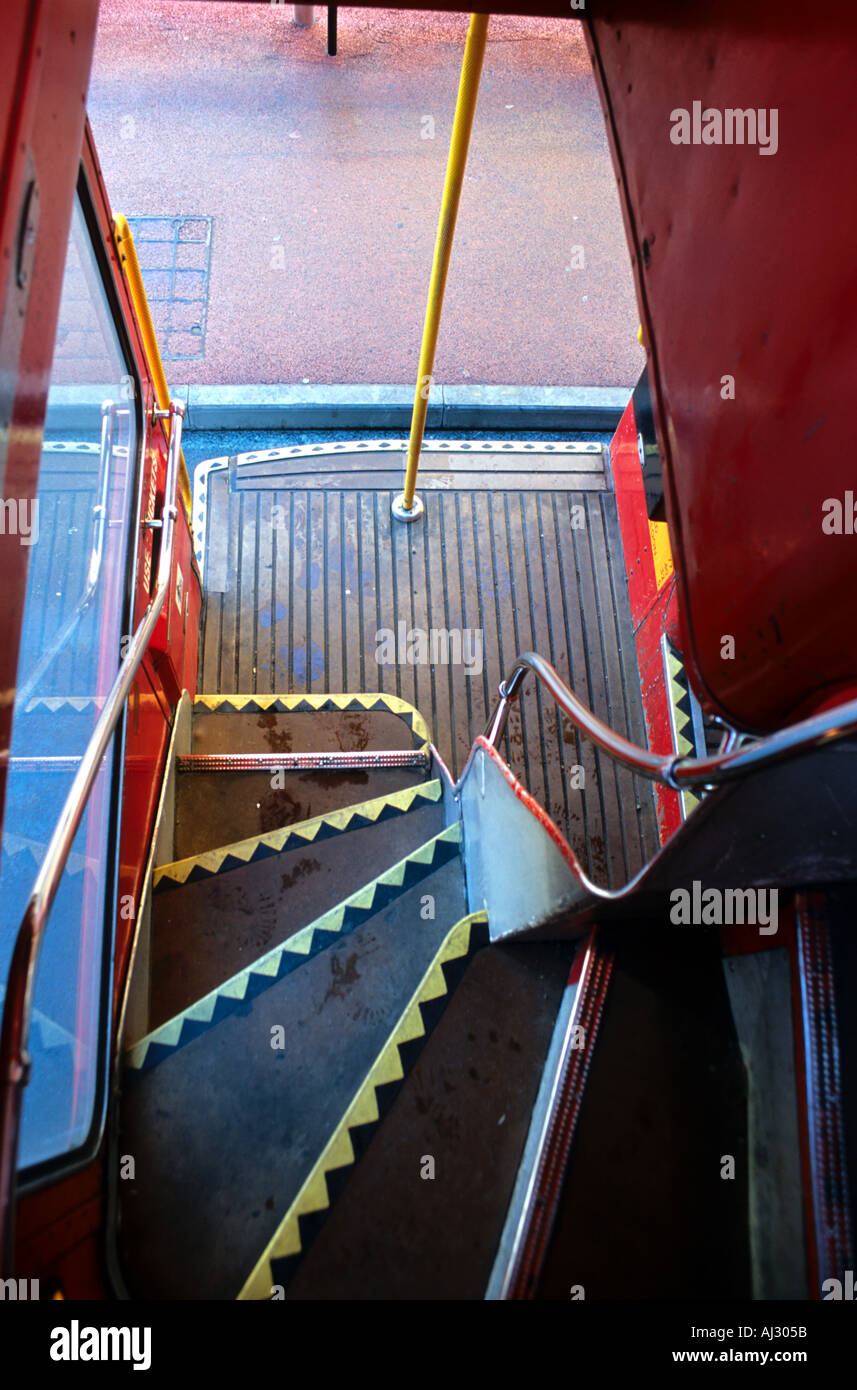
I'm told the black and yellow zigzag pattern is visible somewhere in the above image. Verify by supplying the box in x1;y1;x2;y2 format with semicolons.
665;648;700;816
125;823;462;1075
193;692;432;749
238;910;489;1301
153;780;443;891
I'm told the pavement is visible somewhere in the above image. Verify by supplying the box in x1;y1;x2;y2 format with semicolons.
88;3;644;390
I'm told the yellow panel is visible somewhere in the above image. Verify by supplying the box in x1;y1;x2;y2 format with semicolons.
649;520;674;590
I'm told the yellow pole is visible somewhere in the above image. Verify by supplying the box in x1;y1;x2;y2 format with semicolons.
393;12;490;523
112;215;192;519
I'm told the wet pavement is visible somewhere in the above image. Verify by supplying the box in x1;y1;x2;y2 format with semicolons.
89;3;644;388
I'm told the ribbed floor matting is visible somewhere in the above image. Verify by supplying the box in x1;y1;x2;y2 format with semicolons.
200;455;658;888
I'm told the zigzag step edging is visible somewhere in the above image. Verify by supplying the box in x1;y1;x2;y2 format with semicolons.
124;822;462;1075
154;779;443;891
237;910;490;1301
193;692;432;749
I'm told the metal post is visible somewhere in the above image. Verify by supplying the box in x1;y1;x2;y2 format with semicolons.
294;5;315;26
392;13;490;524
327;6;337;56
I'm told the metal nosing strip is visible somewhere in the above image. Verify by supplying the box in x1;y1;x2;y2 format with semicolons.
796;904;854;1289
176;750;429;773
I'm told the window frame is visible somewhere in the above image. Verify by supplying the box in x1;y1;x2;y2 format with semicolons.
15;163;147;1194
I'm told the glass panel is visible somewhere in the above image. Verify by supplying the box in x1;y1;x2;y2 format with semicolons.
0;193;138;1169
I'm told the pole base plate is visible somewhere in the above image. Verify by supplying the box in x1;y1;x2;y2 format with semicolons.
391;492;425;522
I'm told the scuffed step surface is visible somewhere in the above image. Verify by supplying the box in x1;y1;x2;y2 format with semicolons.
117;856;466;1300
149;796;445;1030
240;911;490;1300
284;940;575;1300
155;780;443;891
127;827;461;1073
174;766;429;859
191;705;426;755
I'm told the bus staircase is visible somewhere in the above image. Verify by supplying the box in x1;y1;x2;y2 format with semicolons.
111;665;857;1300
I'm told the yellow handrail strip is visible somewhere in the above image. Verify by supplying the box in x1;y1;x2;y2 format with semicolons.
398;12;490;518
112;214;193;518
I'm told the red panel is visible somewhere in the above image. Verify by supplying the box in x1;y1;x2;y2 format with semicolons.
15;1156;107;1298
587;2;857;730
113;662;170;1010
635;589;683;844
611;395;660;629
610;397;682;842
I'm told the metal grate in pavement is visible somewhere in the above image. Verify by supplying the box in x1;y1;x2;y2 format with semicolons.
125;216;213;361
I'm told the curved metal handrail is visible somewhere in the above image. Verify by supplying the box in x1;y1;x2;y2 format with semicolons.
0;400;185;1274
483;651;857;789
17;401;130;710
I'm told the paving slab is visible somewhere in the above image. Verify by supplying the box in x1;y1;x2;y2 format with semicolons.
89;3;645;389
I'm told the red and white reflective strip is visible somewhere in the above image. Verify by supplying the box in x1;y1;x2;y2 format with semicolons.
175;750;430;773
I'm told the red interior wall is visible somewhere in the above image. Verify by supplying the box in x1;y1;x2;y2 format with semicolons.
586;1;857;731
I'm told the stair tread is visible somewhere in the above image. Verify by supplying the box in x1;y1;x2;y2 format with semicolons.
281;940;575;1300
127;823;462;1071
148;796;447;1029
174;766;431;859
117;856;467;1300
155;779;444;889
191;693;431;754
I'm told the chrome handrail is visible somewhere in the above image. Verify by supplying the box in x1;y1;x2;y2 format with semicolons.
483;651;857;789
17;402;129;709
0;399;185;1274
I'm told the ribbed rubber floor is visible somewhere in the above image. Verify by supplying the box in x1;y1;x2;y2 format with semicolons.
199;453;658;889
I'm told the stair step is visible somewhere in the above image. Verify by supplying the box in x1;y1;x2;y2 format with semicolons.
191;693;431;754
239;911;491;1300
273;939;576;1300
147;790;447;1029
125;823;462;1073
154;779;444;891
116;855;468;1300
174;765;433;859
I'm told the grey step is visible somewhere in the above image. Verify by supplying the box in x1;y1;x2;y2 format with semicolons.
148;793;446;1031
190;709;424;756
281;939;575;1300
116;853;467;1300
174;765;432;860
